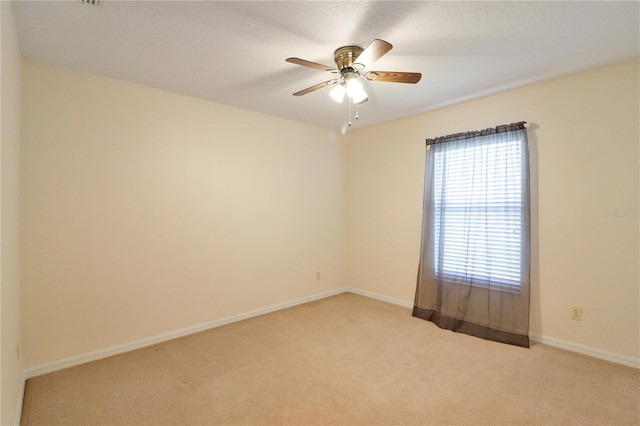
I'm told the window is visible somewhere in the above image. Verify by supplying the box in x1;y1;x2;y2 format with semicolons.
431;132;527;290
414;121;530;347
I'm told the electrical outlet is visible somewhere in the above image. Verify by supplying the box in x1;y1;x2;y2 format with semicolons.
316;272;321;280
570;307;582;321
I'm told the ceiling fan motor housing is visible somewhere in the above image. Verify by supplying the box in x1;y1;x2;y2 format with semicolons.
334;46;364;71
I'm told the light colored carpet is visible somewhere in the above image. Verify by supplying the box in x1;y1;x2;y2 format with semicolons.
21;293;640;425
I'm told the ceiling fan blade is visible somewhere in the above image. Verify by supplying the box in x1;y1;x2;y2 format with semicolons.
365;71;422;84
286;57;339;73
353;39;393;69
292;79;339;96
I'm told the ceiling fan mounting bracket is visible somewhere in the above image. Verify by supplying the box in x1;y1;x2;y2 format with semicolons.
334;46;364;71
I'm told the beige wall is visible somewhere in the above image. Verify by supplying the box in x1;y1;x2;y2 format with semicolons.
1;1;23;424
346;59;640;359
18;54;640;370
21;61;346;368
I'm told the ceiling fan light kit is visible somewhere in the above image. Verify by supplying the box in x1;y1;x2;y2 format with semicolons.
286;39;421;128
329;84;346;103
345;75;367;104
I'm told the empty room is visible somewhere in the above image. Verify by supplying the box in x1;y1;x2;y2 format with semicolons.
1;1;639;425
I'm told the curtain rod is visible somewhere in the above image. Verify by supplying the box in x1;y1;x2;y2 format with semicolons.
425;121;528;146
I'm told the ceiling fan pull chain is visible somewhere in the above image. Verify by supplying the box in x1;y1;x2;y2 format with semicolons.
355;102;359;121
348;97;352;127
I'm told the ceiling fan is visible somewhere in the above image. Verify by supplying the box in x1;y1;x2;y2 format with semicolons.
286;39;421;108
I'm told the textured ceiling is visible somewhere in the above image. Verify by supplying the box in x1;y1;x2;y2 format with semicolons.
12;1;640;131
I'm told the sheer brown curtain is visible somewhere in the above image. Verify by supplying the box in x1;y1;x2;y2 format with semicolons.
413;122;531;347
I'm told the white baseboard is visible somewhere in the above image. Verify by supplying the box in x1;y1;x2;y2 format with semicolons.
23;287;638;381
528;333;639;369
346;287;414;308
346;288;640;369
25;287;349;379
348;289;640;370
349;288;639;369
15;371;26;426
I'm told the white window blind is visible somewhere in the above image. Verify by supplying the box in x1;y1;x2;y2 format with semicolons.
433;138;523;288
